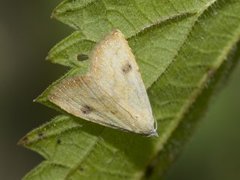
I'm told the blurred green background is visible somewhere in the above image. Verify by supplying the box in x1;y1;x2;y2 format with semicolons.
0;1;239;180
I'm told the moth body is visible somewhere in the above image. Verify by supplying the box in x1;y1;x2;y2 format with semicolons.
48;30;157;136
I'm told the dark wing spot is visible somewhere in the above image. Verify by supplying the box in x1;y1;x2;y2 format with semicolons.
77;54;88;61
110;110;117;115
81;105;93;114
110;109;119;115
122;63;132;74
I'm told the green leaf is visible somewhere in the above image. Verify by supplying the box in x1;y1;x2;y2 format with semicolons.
20;0;240;179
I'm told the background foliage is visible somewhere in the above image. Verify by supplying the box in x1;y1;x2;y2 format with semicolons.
1;0;239;180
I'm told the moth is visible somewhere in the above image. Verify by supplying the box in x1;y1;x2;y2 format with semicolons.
48;29;157;136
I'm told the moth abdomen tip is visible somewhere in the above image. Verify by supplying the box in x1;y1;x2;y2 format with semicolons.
147;129;159;137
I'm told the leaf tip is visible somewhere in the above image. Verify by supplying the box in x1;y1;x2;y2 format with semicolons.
17;135;30;146
50;11;57;20
45;54;50;61
34;93;53;108
46;43;57;61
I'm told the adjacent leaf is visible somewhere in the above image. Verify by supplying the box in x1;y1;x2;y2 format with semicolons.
20;0;240;179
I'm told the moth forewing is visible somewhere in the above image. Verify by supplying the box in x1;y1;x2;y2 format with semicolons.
48;29;158;136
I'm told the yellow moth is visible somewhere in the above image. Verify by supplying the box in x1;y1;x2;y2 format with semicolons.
48;29;158;136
